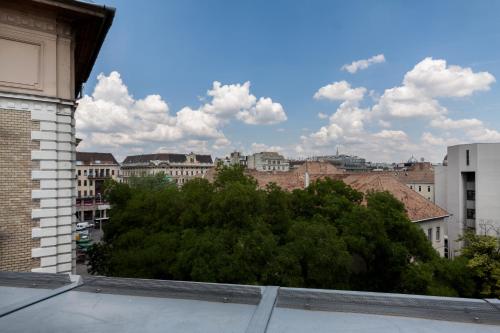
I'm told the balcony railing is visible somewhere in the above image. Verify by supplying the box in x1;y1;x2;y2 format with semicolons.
76;198;109;207
87;173;111;179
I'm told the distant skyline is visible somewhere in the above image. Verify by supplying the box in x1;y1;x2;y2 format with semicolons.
76;0;500;162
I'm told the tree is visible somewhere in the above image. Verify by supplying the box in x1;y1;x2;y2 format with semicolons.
88;166;479;297
460;233;500;297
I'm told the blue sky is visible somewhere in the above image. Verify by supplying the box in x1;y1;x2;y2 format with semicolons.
77;0;500;162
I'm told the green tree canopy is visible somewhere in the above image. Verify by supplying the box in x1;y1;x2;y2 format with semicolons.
88;166;488;297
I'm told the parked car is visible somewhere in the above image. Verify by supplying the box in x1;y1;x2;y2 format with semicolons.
76;222;89;231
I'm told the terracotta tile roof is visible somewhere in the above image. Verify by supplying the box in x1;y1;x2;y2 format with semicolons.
338;173;448;222
379;162;434;184
246;161;344;191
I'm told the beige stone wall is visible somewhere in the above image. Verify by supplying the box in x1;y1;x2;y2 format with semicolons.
0;109;40;271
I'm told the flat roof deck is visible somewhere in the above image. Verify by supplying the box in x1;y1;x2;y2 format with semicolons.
0;272;499;332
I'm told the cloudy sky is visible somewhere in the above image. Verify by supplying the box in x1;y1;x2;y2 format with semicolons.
77;0;500;163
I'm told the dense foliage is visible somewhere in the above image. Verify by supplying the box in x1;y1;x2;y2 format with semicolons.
87;166;499;297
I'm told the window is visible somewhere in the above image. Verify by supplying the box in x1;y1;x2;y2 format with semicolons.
84;190;87;197
418;186;421;192
466;172;475;182
78;191;81;198
78;170;81;176
467;209;475;219
427;186;431;192
112;170;115;176
444;239;449;259
78;180;81;186
84;170;87;176
106;169;110;176
84;180;87;186
467;190;475;201
410;185;413;189
466;149;470;165
427;228;432;241
90;190;93;196
436;227;440;241
90;180;93;186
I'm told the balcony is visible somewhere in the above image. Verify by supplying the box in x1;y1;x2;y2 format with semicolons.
76;198;109;207
87;173;111;179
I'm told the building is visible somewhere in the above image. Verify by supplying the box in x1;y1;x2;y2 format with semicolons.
247;152;290;172
435;143;500;258
244;165;448;256
388;162;435;202
76;152;120;224
0;0;113;273
217;151;248;168
229;151;248;167
311;151;369;172
340;174;449;257
2;271;500;332
121;153;213;186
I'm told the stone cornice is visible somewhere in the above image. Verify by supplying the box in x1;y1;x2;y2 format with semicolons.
0;7;71;37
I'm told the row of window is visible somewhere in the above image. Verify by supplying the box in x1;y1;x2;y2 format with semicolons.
78;190;93;197
265;160;282;165
78;180;93;187
78;168;115;177
409;185;432;192
427;226;441;242
125;169;207;177
262;165;287;171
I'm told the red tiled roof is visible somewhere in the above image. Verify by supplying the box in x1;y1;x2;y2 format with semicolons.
338;174;448;222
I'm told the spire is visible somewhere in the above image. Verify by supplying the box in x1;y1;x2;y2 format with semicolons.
336;146;339;156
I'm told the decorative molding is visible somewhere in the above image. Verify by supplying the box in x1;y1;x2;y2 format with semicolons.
0;8;73;37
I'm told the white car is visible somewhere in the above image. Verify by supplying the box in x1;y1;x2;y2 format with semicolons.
76;222;90;231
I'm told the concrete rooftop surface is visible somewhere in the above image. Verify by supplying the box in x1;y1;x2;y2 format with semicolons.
0;271;500;333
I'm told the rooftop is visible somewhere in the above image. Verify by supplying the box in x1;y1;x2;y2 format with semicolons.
338;174;448;222
122;153;213;165
76;152;119;165
0;272;499;332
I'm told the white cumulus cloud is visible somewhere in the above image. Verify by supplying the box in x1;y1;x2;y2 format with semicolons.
341;54;385;74
76;71;286;160
313;81;366;102
304;57;498;162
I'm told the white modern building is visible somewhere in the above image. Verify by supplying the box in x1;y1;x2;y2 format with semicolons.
247;152;290;172
435;143;500;257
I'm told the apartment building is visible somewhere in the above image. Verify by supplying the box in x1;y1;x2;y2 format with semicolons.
76;152;120;224
247;152;290;172
0;0;113;273
121;153;213;186
341;174;449;257
217;151;248;168
312;154;369;172
391;162;435;202
435;143;500;257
